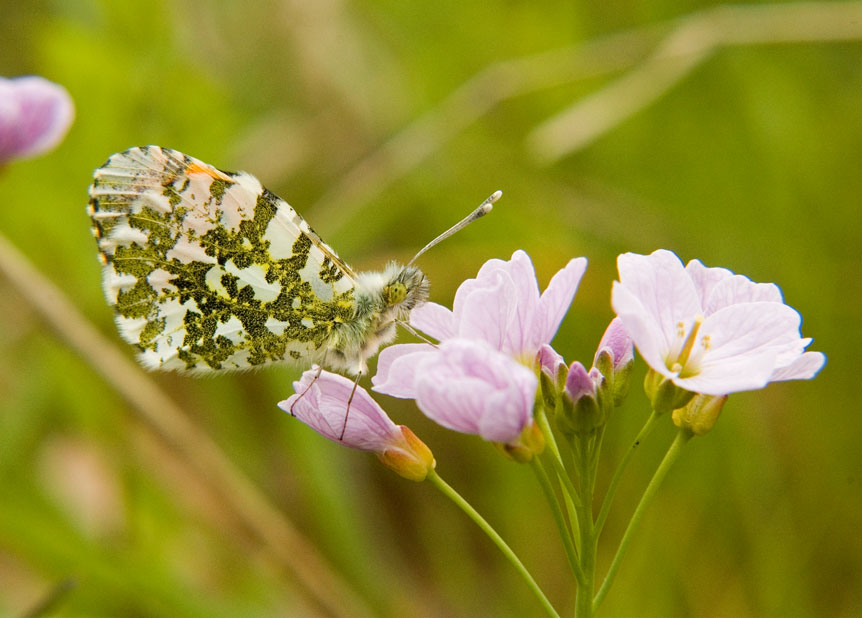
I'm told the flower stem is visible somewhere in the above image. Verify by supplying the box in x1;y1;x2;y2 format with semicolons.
592;428;692;613
531;458;583;581
536;406;583;551
427;470;560;618
595;410;659;535
573;432;598;618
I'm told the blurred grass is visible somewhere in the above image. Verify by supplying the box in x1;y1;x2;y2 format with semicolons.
0;1;860;616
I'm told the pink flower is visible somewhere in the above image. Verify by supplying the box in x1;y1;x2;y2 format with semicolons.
279;368;434;480
373;339;537;442
611;250;825;396
0;76;74;163
373;251;586;443
410;250;587;360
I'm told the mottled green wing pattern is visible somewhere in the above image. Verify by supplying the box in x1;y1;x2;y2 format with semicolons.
88;146;358;372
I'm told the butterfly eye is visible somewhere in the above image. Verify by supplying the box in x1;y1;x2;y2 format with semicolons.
384;281;408;306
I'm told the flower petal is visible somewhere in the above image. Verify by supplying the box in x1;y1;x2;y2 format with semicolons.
770;351;826;381
411;339;537;442
615;250;702;351
372;343;435;399
456;270;518;351
279;368;401;452
409;302;455;341
537;257;588;349
687;260;783;313
677;302;803;394
611;280;674;379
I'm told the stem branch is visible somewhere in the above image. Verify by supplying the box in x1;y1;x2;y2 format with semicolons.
593;428;692;612
428;470;560;618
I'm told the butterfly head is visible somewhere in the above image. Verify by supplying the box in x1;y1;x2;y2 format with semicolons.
382;263;429;316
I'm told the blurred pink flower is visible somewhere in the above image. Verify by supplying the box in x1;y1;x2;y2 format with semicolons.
373;339;537;442
0;76;74;163
611;249;825;396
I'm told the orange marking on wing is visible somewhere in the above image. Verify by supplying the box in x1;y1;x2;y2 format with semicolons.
186;161;232;181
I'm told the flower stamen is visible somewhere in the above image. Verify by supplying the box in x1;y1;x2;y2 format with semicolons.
667;315;704;376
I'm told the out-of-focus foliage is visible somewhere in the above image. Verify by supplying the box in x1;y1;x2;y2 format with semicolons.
0;1;859;616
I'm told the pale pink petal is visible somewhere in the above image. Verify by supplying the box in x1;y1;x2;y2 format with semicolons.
279;368;401;451
616;250;702;350
451;255;517;317
502;250;543;351
411;339;536;442
685;259;733;307
696;303;802;365
452;250;540;354
537;257;588;349
611;280;673;379
372;344;435;399
673;347;777;395
678;303;803;394
456;270;517;351
770;351;826;381
409;302;455;340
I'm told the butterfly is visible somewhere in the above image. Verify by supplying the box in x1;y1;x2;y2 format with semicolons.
87;146;497;376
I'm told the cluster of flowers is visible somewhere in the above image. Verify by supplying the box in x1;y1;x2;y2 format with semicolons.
281;249;824;479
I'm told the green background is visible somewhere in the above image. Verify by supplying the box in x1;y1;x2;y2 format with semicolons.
1;1;859;616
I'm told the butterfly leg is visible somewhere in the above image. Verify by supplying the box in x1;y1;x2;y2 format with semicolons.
339;372;362;441
289;365;324;416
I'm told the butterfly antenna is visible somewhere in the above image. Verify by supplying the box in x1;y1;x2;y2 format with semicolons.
406;190;501;267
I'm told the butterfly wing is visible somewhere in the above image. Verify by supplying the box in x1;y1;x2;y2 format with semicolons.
88;146;357;372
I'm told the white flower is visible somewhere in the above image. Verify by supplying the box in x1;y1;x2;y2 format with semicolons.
611;250;825;395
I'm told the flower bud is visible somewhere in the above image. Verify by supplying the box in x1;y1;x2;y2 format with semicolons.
495;421;545;463
644;368;695;414
281;368;435;481
539;368;558;411
378;426;436;481
672;393;728;436
594;318;635;406
557;362;605;435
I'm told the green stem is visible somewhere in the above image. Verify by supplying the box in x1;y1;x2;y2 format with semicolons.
427;470;560;618
535;404;563;462
595;410;659;535
531;458;583;582
592;428;692;613
536;406;582;552
574;432;597;618
588;426;606;491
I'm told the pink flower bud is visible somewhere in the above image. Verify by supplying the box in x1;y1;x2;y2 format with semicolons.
279;368;435;480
